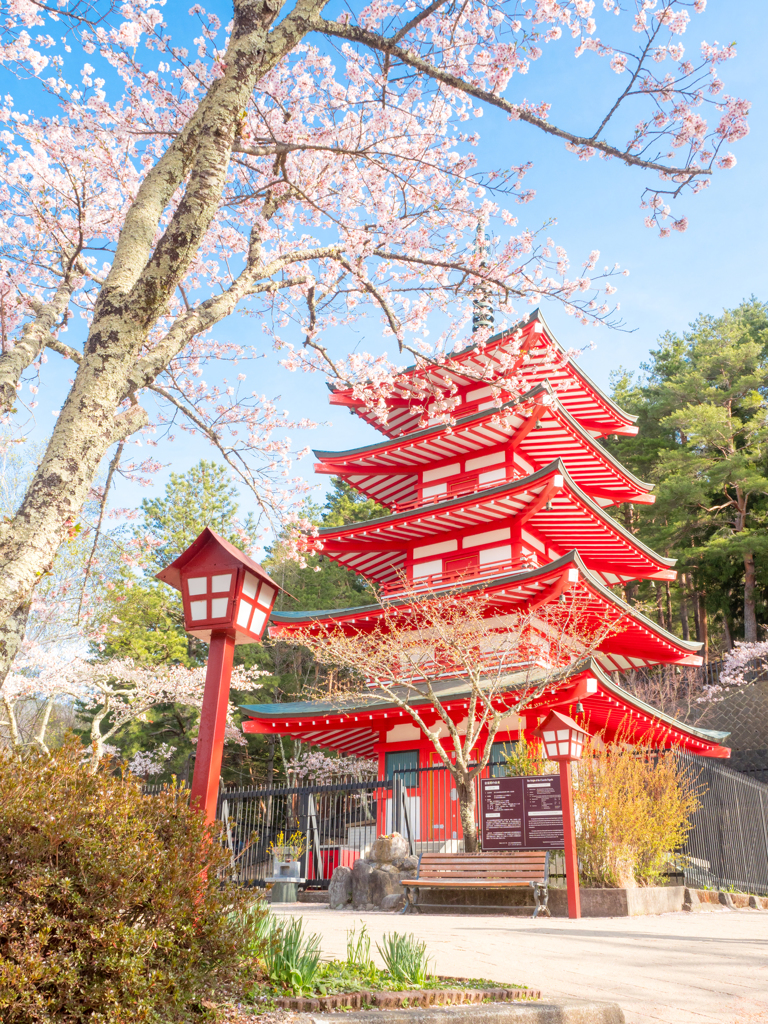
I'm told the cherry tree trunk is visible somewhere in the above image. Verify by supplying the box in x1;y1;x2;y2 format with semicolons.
455;776;479;853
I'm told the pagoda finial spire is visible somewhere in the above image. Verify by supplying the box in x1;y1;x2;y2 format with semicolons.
472;217;494;334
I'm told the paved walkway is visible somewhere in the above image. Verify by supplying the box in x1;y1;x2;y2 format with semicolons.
273;905;768;1024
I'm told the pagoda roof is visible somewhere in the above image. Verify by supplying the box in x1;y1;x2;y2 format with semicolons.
240;658;728;758
269;550;701;672
316;383;654;511
312;460;675;588
328;310;638;440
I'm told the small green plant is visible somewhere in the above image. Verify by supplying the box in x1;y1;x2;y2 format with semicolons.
504;735;557;777
262;915;322;995
346;923;374;970
376;932;433;987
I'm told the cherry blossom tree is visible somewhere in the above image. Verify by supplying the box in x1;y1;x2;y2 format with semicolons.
1;648;263;764
288;580;621;850
0;0;749;693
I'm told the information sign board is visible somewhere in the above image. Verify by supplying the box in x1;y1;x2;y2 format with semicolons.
480;775;564;850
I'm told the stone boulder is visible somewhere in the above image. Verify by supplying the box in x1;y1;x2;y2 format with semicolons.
369;832;410;868
352;859;404;909
328;865;353;909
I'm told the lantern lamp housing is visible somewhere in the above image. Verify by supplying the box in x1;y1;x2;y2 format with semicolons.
155;527;284;644
533;709;589;762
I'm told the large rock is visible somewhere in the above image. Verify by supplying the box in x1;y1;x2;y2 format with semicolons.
369;832;410;868
352;859;404;909
381;892;406;912
328;865;353;909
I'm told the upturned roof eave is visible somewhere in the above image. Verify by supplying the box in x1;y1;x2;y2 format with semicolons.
239;655;727;748
315;457;675;571
326;308;638;429
315;382;653;496
269;548;702;656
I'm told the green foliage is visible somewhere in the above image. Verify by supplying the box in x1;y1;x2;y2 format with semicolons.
346;924;375;971
138;460;259;571
259;915;322;996
97;579;193;666
503;736;556;777
0;739;264;1024
375;933;433;987
606;297;768;648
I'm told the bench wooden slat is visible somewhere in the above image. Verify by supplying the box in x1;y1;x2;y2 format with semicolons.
401;851;551;918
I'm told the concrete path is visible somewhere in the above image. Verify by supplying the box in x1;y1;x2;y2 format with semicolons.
272;905;768;1024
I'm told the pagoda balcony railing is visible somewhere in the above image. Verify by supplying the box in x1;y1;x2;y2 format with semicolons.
389;470;526;514
380;554;540;597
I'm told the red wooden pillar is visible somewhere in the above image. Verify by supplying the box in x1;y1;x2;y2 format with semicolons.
190;630;236;824
560;759;581;920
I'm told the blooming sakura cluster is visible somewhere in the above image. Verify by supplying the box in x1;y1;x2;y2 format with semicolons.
1;650;263;763
704;640;768;702
285;750;378;783
0;0;749;668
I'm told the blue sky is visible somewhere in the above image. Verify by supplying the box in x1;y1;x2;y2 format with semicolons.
13;1;768;544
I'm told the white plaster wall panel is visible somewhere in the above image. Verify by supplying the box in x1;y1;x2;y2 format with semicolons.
467;386;494;401
463;527;511;549
466;450;505;471
422;482;447;500
522;529;546;553
386;722;421;742
412;558;443;579
479;544;513;565
413;539;458;559
479;467;507;486
423;462;460;482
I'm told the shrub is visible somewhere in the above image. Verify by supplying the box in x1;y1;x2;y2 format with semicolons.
260;915;322;996
0;739;263;1024
573;738;701;888
375;933;433;987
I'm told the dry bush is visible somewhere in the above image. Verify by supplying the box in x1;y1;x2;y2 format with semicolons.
0;739;263;1024
573;737;700;888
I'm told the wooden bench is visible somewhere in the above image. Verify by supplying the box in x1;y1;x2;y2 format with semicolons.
401;851;550;918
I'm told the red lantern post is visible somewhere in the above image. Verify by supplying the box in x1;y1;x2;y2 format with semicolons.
534;709;588;920
156;528;285;823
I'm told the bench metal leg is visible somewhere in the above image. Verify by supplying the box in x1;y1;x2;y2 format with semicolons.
531;881;550;919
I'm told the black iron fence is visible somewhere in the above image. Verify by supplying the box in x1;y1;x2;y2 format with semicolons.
150;751;768;897
679;751;768;896
211;763;568;888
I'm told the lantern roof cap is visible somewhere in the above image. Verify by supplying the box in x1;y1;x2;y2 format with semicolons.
533;708;589;739
155;527;280;594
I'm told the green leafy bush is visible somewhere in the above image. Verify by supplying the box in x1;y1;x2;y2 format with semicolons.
260;914;322;995
375;932;433;987
0;740;263;1024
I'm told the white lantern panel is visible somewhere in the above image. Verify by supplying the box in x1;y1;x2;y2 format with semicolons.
543;730;556;742
211;573;232;593
545;741;558;757
210;597;229;618
236;599;252;627
250;606;268;635
190;599;207;620
556;729;570;740
187;577;207;596
558;741;569;754
257;582;275;607
242;572;258;599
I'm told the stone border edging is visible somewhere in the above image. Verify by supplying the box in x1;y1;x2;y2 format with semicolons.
309;998;625;1023
275;986;537;1011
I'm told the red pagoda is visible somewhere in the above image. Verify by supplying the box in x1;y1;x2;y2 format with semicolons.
241;311;730;776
